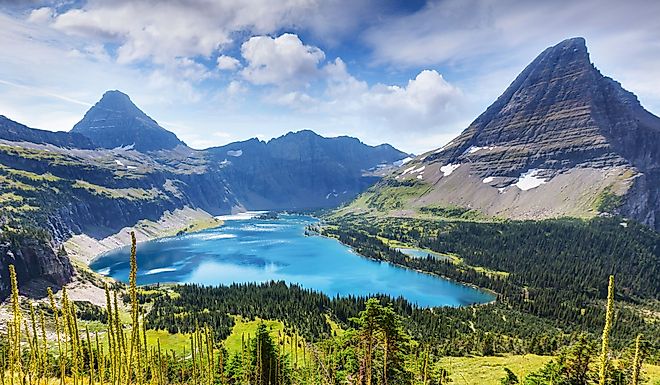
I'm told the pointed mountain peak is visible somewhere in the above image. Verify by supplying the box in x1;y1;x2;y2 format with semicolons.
383;37;660;229
71;90;185;152
98;89;132;105
91;90;148;119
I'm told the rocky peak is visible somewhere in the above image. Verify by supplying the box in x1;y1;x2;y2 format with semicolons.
360;37;660;229
423;37;659;178
71;90;186;152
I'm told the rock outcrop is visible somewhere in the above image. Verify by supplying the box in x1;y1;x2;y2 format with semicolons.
0;234;73;298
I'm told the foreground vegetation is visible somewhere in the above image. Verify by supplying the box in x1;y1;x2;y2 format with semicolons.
0;229;657;384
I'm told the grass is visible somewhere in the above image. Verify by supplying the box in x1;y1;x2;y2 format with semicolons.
436;354;553;385
645;363;660;383
592;185;623;213
72;180;160;200
374;231;509;279
0;144;85;166
173;217;224;236
435;355;660;384
145;329;191;354
223;316;287;355
325;314;345;338
223;315;309;367
337;179;430;215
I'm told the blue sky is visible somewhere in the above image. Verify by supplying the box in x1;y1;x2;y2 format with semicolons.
0;0;659;153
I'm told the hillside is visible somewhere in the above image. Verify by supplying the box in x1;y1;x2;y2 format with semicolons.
342;38;660;230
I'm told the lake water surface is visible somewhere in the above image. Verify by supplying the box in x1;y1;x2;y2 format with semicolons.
90;214;494;307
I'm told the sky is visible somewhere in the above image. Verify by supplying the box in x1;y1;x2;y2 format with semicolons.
0;0;659;153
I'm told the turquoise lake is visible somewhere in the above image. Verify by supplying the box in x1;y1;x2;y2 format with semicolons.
90;214;494;307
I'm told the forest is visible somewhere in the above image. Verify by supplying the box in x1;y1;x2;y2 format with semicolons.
0;230;657;384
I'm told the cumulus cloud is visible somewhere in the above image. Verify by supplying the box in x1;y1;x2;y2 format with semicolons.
319;60;464;142
41;0;370;66
240;34;325;87
363;70;460;119
217;55;241;71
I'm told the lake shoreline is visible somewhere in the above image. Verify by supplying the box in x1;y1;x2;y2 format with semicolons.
92;214;493;308
65;207;225;267
309;227;497;306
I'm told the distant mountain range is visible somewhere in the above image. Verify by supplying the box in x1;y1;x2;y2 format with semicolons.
343;37;660;230
0;93;409;296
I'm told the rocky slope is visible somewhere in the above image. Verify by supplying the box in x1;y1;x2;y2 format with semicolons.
345;37;660;229
0;95;408;296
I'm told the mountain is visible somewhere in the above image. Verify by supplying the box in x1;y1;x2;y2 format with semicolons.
0;93;408;297
346;37;660;229
208;130;410;209
0;115;94;149
71;90;186;152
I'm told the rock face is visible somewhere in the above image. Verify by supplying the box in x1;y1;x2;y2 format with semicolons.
353;37;660;229
0;235;73;298
71;90;185;152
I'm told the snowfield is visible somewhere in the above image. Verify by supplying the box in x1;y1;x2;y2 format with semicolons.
440;163;461;176
514;169;549;190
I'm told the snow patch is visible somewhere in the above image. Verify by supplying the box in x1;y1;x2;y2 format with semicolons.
463;145;495;155
411;166;425;174
127;165;137;170
417;175;423;180
440;163;461;176
114;159;124;166
620;222;628;228
401;165;417;175
482;177;495;183
514;169;549;191
227;149;243;157
394;157;413;166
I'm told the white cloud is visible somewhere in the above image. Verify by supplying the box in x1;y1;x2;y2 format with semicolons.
44;0;355;66
363;70;460;118
217;55;241;71
240;33;325;87
27;7;54;24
